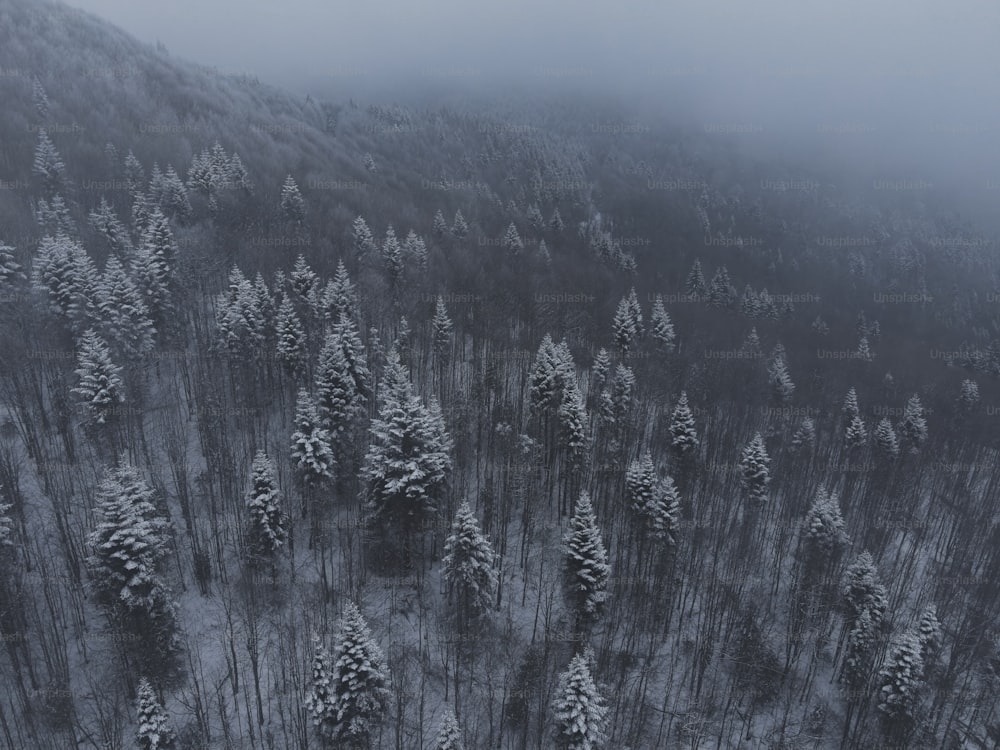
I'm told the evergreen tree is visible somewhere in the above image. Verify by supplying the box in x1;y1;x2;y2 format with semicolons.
841;608;878;693
768;352;795;403
135;677;176;750
290;255;319;306
98;255;155;360
363;351;453;541
650;295;676;352
845;415;869;450
550;207;564;232
275;296;307;377
244;450;287;561
330;313;372;403
451;210;468;239
32;128;65;194
433;209;449;238
382;225;404;284
803;487;848;552
844;387;861;419
502;222;523;255
527;204;545;232
317;603;392;747
32;234;101;328
625;287;643;337
124;150;145;198
841;552;888;626
915;605;941;672
740;285;760;318
394;316;411;365
898;394;928;452
72;329;125;426
432;710;464;750
685;259;707;298
32;77;49;119
89;198;133;257
668;391;699;459
562;492;610;624
443;501;498;618
160;166;191;221
708;265;736;308
403;229;428;272
551;652;608;750
322;260;358;324
0;242;22;285
959;379;979;411
290;389;335;484
432;295;454;360
538;238;552;265
280;175;306;224
790;417;816;452
612;297;637;355
873;417;900;458
134;208;177;324
216;266;265;356
352;216;377;258
305;637;338;741
558;383;589;463
857;335;874;361
590;348;611;394
877;633;925;730
740;433;771;503
316;331;362;439
530;334;562;416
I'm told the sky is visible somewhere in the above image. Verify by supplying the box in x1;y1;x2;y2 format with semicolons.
61;0;1000;215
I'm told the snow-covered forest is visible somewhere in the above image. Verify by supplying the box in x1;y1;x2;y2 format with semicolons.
1;0;1000;748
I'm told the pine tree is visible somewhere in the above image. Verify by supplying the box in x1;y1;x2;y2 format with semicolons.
538;238;552;265
625;287;643;337
216;266;265;356
316;331;362;439
841;608;878;693
87;461;171;611
443;501;498;618
403;230;428;272
590;348;611;395
135;677;176;750
280;175;306;224
432;710;464;750
32;128;65;194
32;234;101;328
790;417;816;452
650;295;676;352
612;297;637;355
669;391;699;459
841;552;888;626
502;222;523;255
551;653;608;750
803;487;848;552
319;603;392;747
321;260;358;324
530;334;562;417
275;296;307;377
740;284;760;318
329;313;372;404
959;379;979;411
382;225;404;285
124;150;145;199
451;210;468;239
563;492;610;623
685;259;707;298
877;633;925;728
89;198;133;257
290;389;335;484
352;216;377;258
915;605;941;673
0;242;22;285
898;394;927;452
739;433;771;504
72;329;125;426
558;383;589;463
394;316;411;365
134;208;177;324
432;295;454;360
844;386;861;419
160;165;191;221
433;209;449;238
856;335;874;361
363;350;453;540
845;415;868;450
305;636;338;740
98;255;155;359
873;417;900;458
768;352;795;403
32;77;49;119
708;265;736;308
290;255;319;305
245;450;287;561
547;207;562;233
527;204;545;232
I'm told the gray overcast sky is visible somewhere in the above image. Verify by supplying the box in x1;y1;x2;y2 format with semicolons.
61;0;1000;208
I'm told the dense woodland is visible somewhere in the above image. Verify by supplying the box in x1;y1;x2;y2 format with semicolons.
3;0;1000;748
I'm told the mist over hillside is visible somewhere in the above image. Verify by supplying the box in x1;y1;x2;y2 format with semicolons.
1;0;1000;749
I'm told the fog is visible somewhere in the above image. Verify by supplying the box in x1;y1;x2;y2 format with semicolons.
64;0;1000;221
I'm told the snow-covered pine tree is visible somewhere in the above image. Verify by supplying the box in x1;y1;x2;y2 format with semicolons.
32;234;100;328
563;492;610;624
275;296;307;377
590;348;611;395
443;500;498;619
841;608;878;694
845;415;868;450
433;209;449;238
32;76;49;119
550;207;564;232
244;450;287;561
551;652;608;750
352;216;377;258
451;209;469;239
98;255;155;360
768;352;795;403
897;394;928;452
124;150;145;198
740;433;771;503
403;230;428;272
843;387;860;419
625;287;643;337
304;636;338;740
669;391;699;459
558;383;589;464
625;452;656;519
915;605;941;672
612;297;637;356
502;222;523;255
134;208;177;325
650;295;676;352
394;316;411;365
790;417;816;452
135;677;176;750
685;259;707;298
0;242;23;285
316;330;362;438
330;313;372;403
873;417;900;458
527;204;545;232
32;128;64;194
708;265;736;308
740;285;760;318
959;379;979;411
290;389;335;484
363;350;453;542
877;632;925;730
530;334;561;417
280;175;306;224
841;551;888;627
856;335;874;361
160;166;191;222
215;266;265;357
89;198;133;257
432;710;464;750
72;329;125;426
803;487;848;552
382;225;404;285
432;295;454;360
325;603;391;747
